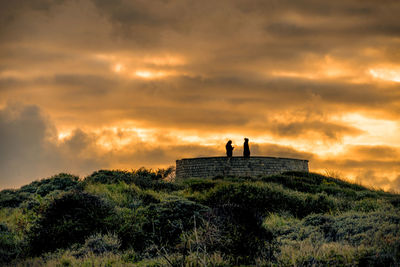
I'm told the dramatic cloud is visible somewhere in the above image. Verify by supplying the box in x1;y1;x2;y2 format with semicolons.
0;103;104;188
1;0;400;190
0;103;316;189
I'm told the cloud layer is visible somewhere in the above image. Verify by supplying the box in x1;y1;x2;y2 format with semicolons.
1;0;400;190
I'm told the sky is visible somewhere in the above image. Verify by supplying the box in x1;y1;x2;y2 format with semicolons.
1;0;400;191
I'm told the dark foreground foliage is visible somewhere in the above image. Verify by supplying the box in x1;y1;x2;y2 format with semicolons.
0;173;79;208
1;168;399;266
28;191;115;255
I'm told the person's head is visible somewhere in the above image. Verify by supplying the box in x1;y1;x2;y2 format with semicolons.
244;138;249;142
227;140;232;144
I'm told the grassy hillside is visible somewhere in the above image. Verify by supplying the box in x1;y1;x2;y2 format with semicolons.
1;168;399;266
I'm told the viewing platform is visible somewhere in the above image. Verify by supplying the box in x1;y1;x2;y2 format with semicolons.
176;156;309;179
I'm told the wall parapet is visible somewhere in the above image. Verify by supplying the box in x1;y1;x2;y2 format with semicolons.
176;156;309;179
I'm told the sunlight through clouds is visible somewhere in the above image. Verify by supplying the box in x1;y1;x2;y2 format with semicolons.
340;113;400;145
270;55;356;81
369;68;400;82
134;70;167;79
113;63;124;73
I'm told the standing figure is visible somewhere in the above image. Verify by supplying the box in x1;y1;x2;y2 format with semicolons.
226;140;234;157
243;138;250;158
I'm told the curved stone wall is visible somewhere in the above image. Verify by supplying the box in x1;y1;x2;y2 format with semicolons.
176;156;309;179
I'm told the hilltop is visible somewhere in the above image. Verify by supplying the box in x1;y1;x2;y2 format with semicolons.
1;168;399;266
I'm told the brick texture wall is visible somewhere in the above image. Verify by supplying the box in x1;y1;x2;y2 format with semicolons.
176;156;309;178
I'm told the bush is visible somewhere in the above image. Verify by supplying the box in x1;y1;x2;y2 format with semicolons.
356;247;399;266
209;204;273;264
271;211;400;251
141;197;210;247
202;182;336;217
84;170;135;184
330;212;400;246
20;173;80;196
28;191;115;255
0;223;21;264
77;233;121;256
185;179;217;192
303;193;336;215
85;182;159;209
0;190;31;208
146;180;184;192
84;169;183;192
0;173;80;209
282;172;367;192
114;207;149;251
261;172;369;201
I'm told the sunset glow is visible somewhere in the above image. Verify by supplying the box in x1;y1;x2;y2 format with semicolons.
1;0;400;191
144;55;186;66
135;70;167;79
369;68;400;82
113;64;124;73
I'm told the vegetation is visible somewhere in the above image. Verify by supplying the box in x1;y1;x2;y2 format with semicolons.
1;169;399;266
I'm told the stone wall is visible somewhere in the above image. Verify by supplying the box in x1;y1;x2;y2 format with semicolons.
176;156;309;179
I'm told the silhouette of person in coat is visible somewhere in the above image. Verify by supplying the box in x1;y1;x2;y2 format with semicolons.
226;140;234;157
243;138;250;158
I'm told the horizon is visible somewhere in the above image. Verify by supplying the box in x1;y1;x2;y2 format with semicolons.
1;0;400;191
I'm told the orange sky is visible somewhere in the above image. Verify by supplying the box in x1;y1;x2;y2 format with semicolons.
1;0;400;191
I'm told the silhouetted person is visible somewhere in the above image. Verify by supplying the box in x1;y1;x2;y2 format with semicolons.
243;138;250;158
226;140;234;157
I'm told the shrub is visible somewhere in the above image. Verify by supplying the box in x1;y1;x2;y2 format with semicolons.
0;173;79;209
141;197;210;247
209;204;273;264
353;198;382;212
28;191;115;255
282;172;367;192
185;179;217;192
387;195;400;208
273;211;400;251
356;248;399;267
202;182;336;217
77;233;121;256
330;212;400;246
303;193;336;215
20;173;80;196
146;180;184;192
114;207;149;251
84;170;135;184
84;182;159;209
85;168;172;185
84;169;183;192
0;190;31;208
262;213;301;239
0;223;21;264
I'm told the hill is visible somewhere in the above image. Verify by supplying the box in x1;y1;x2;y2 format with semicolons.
1;168;399;266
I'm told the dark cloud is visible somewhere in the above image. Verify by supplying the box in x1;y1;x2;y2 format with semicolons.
0;103;62;188
0;104;116;189
269;121;362;140
0;0;63;24
347;145;400;160
0;0;66;40
248;143;314;160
